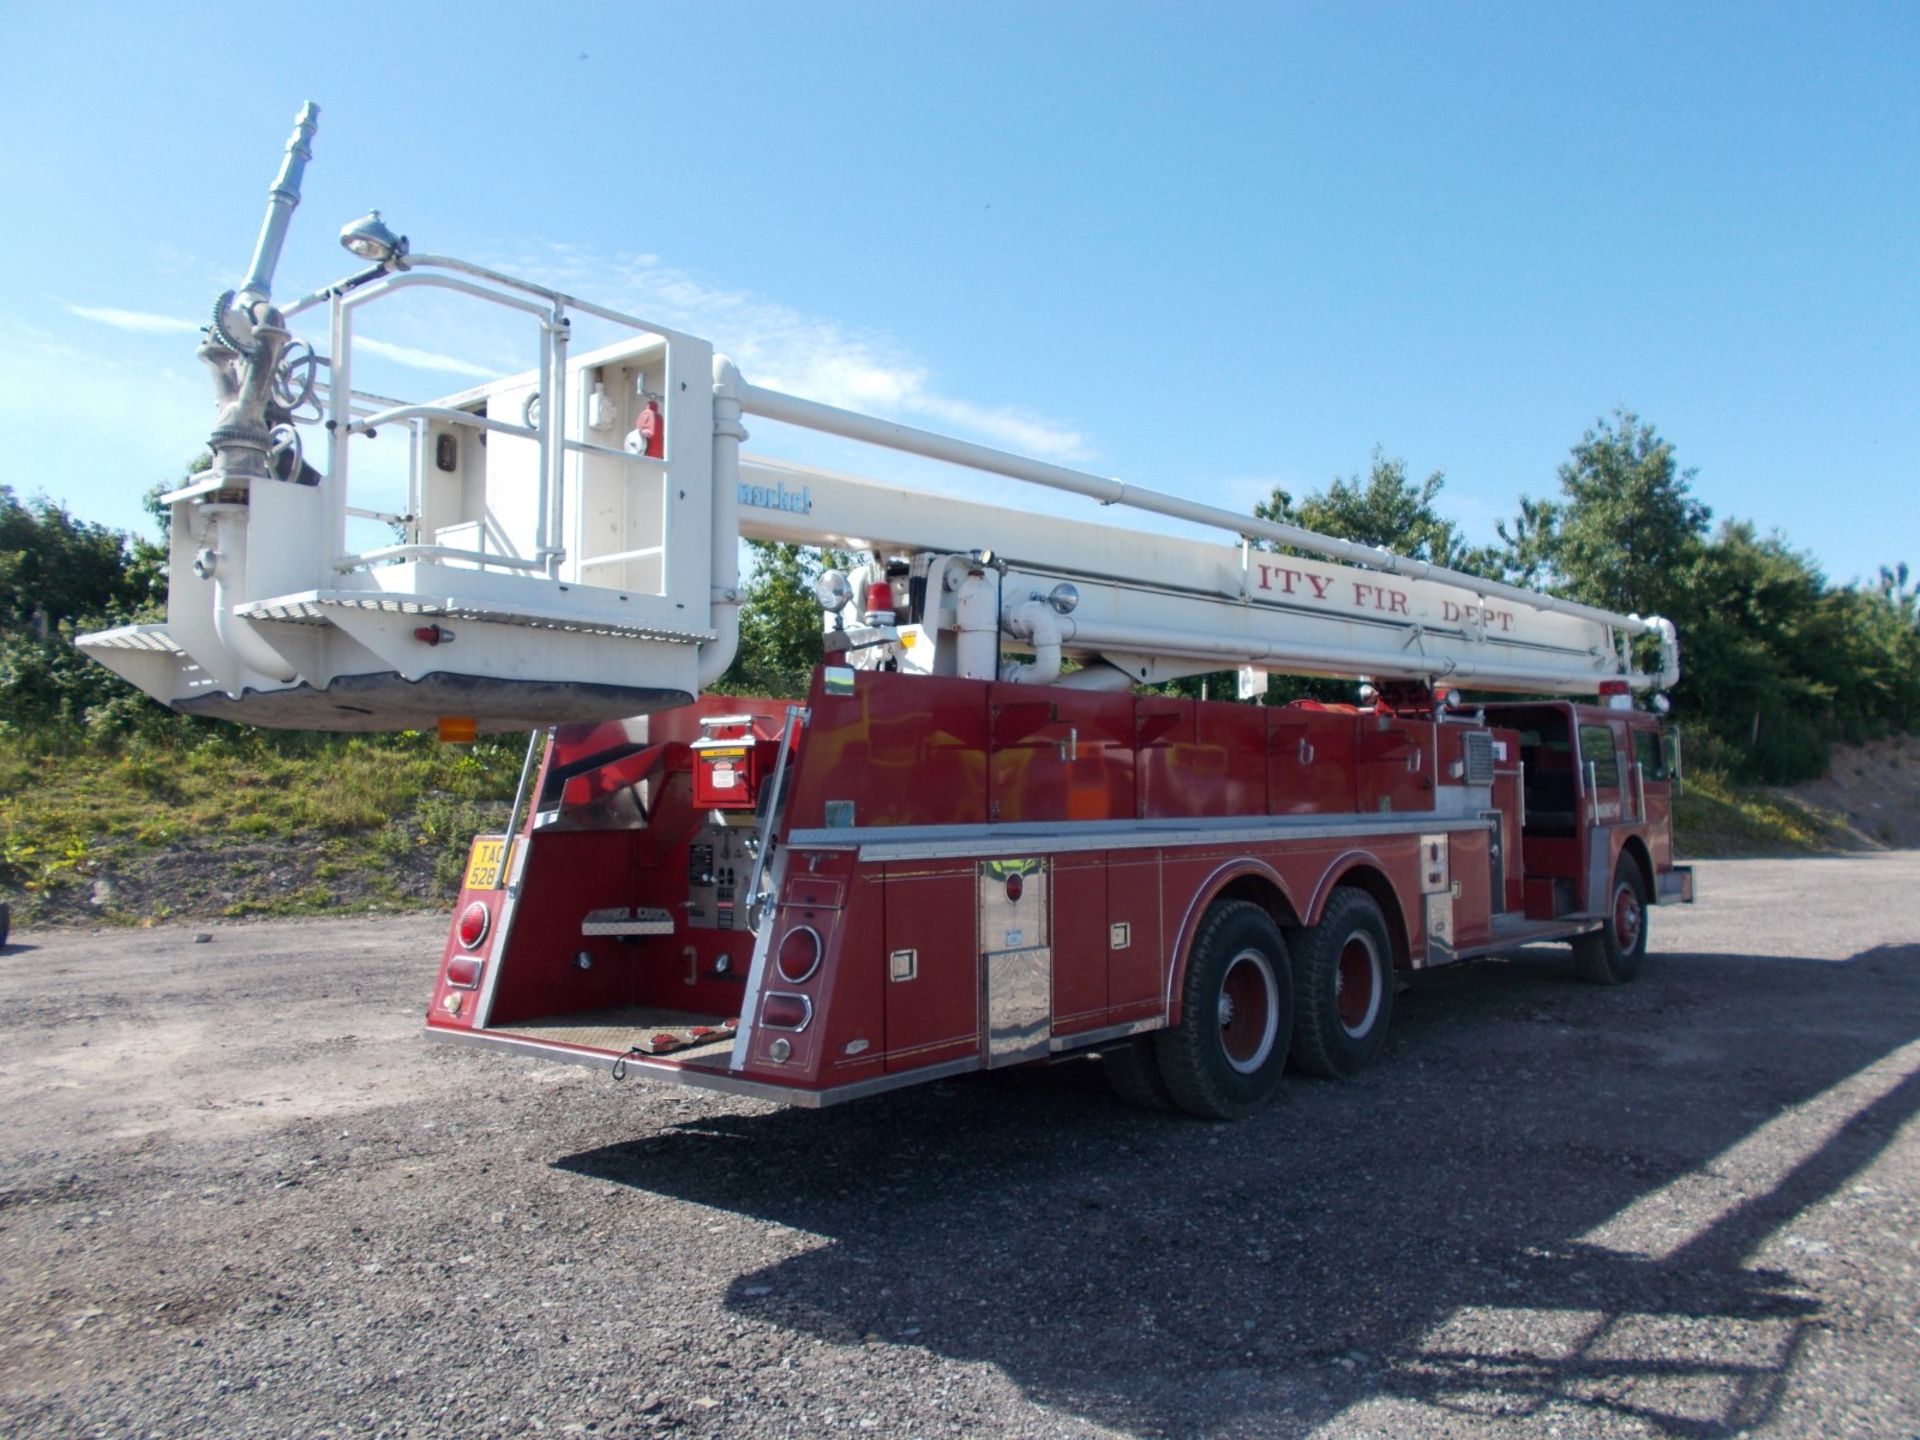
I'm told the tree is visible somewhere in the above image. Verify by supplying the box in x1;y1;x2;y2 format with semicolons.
1500;409;1710;620
716;541;850;698
0;487;152;633
1256;450;1498;576
0;486;167;737
1676;521;1833;780
1234;450;1502;705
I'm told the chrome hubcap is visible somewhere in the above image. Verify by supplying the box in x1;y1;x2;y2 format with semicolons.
1218;949;1280;1075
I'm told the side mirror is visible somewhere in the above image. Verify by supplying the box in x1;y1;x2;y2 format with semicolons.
1664;727;1684;799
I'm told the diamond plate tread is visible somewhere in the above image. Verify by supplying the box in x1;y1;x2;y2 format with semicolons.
581;906;677;937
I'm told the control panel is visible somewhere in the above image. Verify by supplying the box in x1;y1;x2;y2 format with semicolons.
687;823;756;931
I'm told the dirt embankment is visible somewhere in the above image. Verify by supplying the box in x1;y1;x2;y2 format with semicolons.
1772;735;1920;849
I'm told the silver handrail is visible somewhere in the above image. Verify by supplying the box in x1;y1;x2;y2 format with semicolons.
744;706;807;931
304;261;687;583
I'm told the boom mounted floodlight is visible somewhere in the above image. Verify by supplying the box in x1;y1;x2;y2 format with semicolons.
339;210;408;266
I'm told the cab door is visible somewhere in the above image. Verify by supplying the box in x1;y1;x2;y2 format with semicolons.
1630;724;1674;871
1574;718;1627;910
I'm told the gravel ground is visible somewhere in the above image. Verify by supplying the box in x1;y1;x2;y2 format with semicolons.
2;854;1917;1439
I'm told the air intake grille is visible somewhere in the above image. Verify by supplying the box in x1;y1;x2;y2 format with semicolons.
1464;731;1496;785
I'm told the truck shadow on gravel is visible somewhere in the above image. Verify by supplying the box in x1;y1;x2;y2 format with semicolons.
558;943;1920;1437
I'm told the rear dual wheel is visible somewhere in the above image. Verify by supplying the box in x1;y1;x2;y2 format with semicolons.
1153;900;1293;1119
1289;887;1395;1078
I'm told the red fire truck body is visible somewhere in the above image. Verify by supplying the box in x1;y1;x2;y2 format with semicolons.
77;108;1695;1118
424;670;1690;1115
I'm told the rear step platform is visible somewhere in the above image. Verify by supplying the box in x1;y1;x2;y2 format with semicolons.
491;1006;737;1061
1488;912;1596;944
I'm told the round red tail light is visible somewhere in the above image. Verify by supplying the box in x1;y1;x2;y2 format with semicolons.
776;925;823;984
1005;871;1024;903
456;901;491;950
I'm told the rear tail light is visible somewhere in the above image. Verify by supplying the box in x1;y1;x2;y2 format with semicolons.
762;992;813;1030
446;954;484;988
456;900;491;949
776;925;823;984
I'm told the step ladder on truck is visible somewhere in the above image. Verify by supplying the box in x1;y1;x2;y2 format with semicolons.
79;106;1693;1118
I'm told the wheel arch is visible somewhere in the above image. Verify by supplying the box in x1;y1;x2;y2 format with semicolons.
1617;833;1655;900
1161;860;1303;1027
1306;852;1413;973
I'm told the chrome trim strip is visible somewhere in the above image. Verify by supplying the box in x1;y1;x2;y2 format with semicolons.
428;1025;980;1107
773;923;824;984
1450;922;1603;963
789;812;1492;862
728;845;787;1071
470;845;525;1030
1048;1016;1164;1054
760;990;815;1031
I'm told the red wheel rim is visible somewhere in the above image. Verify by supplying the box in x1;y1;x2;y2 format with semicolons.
1336;932;1382;1038
1217;949;1279;1074
1613;883;1642;952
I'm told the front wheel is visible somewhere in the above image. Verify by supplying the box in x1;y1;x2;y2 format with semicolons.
1154;900;1293;1119
1573;857;1648;984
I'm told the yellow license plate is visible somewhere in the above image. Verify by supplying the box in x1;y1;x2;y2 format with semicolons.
463;836;512;891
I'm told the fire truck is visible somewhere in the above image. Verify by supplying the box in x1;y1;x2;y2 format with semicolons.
81;108;1692;1118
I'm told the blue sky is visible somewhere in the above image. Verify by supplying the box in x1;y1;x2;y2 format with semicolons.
3;1;1914;585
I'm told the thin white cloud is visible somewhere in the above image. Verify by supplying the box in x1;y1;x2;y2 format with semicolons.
67;257;1093;461
67;302;495;381
910;394;1088;460
516;245;1090;461
355;336;496;379
66;304;202;335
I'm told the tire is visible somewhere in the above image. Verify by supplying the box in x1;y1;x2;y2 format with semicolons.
1290;887;1395;1078
0;900;8;948
1573;857;1648;985
1153;900;1293;1120
1101;1037;1177;1111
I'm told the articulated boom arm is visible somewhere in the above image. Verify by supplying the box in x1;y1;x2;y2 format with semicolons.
79;107;1678;731
733;451;1676;697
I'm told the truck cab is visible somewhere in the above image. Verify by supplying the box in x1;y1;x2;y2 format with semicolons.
1487;699;1692;942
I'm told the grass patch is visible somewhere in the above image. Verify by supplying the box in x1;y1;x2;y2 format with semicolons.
1673;768;1853;857
0;730;522;924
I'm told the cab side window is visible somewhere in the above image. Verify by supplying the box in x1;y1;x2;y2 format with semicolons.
1632;727;1669;781
1577;723;1621;787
